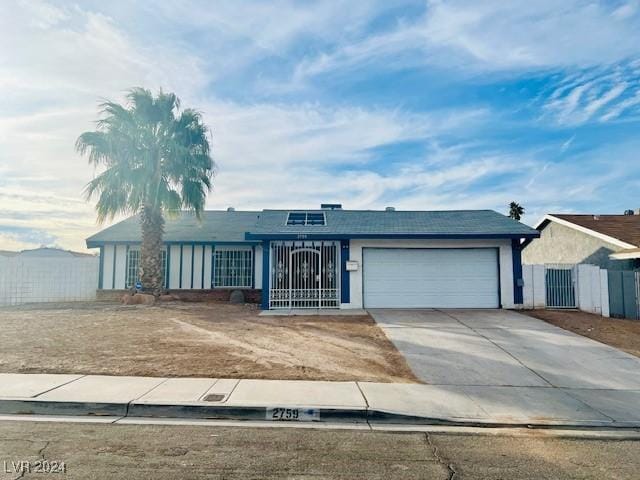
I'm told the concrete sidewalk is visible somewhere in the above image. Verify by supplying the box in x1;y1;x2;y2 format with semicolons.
0;373;639;428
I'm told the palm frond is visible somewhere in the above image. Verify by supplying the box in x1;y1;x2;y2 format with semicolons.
78;88;214;222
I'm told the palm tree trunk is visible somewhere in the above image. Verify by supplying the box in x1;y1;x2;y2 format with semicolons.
140;204;165;296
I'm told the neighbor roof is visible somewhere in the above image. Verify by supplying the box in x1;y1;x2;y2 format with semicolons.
538;214;640;248
245;209;538;239
86;211;261;247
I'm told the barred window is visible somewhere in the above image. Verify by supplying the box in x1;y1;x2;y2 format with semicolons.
213;249;253;288
126;249;167;288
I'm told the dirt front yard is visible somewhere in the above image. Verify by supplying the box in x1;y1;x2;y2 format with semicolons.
0;302;417;383
523;309;640;358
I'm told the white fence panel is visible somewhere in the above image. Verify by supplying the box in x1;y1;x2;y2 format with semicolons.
523;263;609;317
600;269;610;317
522;264;546;309
0;256;99;306
577;264;602;314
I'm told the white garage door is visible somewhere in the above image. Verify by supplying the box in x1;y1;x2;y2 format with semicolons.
363;248;499;308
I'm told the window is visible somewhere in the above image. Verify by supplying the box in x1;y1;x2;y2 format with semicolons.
286;212;326;226
125;250;140;288
126;249;167;288
213;249;253;288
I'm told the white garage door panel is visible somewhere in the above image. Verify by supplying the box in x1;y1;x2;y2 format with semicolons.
363;248;499;308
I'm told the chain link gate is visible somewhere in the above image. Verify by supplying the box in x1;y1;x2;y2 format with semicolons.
545;264;577;308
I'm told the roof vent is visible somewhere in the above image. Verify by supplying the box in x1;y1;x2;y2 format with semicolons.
227;207;235;212
320;203;342;210
385;207;395;212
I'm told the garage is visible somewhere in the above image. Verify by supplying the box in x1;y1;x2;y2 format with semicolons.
363;248;500;308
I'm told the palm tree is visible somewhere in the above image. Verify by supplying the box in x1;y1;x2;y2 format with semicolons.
77;88;214;295
508;201;525;221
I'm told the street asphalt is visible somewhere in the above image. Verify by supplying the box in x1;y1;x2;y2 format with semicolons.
0;420;639;479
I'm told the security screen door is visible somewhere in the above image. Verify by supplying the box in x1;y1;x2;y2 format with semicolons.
269;241;339;309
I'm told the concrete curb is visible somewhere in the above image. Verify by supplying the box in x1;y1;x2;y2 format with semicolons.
1;398;639;430
366;409;640;429
128;403;368;423
0;399;127;417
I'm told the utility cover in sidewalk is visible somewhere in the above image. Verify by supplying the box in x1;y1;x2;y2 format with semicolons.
203;394;225;402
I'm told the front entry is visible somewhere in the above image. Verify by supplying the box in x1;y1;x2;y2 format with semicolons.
269;241;340;309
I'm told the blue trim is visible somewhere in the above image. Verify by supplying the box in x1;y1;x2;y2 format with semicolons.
496;247;502;309
88;235;539;249
98;246;104;289
179;244;183;289
511;239;524;305
340;240;350;304
245;232;540;241
86;240;260;248
251;245;256;289
261;240;270;309
190;244;195;289
201;245;205;289
111;245;117;289
166;247;171;289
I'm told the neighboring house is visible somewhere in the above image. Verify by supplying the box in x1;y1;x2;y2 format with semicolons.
522;213;640;270
13;247;95;258
86;205;539;310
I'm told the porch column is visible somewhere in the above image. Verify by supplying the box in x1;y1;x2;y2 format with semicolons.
512;238;524;305
340;240;350;304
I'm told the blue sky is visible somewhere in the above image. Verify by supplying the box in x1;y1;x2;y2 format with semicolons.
1;0;640;251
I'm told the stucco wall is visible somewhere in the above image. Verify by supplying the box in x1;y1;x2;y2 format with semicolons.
522;221;633;270
343;238;515;309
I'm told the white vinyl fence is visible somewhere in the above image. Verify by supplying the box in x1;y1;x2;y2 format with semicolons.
522;264;609;317
0;254;99;306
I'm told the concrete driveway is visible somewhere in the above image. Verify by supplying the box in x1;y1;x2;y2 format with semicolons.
370;309;640;390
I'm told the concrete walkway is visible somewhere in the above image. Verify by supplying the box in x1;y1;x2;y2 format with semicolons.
0;373;639;428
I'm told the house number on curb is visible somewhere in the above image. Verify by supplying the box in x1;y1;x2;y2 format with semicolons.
266;407;320;421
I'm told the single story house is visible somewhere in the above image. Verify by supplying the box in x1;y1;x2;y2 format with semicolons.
522;213;640;270
86;205;539;310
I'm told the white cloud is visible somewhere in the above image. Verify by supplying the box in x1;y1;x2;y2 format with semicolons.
2;0;639;253
542;63;640;125
289;0;640;85
0;0;489;251
421;0;640;69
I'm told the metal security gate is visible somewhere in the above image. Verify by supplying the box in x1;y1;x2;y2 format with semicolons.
545;264;577;308
269;241;340;309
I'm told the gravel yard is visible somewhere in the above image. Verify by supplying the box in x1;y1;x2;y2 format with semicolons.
522;309;640;358
0;302;417;383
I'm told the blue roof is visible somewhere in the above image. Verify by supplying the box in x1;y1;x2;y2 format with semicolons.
246;209;539;239
86;211;260;247
86;208;538;247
